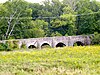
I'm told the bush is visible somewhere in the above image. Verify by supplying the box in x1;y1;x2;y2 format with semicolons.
13;40;19;49
73;43;78;46
91;32;100;45
21;43;27;49
6;40;19;49
0;43;11;51
6;41;14;49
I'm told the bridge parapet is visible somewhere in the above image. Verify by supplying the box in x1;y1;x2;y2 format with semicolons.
0;35;91;49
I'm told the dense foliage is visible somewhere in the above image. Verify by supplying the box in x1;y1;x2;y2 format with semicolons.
0;46;100;74
0;43;9;51
0;0;100;40
91;32;100;45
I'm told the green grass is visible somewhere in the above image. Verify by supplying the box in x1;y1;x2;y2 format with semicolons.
0;46;100;75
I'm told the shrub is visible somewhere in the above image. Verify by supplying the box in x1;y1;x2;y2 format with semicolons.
13;40;19;49
0;43;11;51
21;43;27;49
91;32;100;45
6;40;19;49
6;41;14;49
73;43;78;46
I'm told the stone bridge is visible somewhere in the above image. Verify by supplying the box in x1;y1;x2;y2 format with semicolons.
0;35;91;49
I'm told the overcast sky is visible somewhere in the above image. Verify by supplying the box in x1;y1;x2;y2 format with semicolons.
0;0;100;3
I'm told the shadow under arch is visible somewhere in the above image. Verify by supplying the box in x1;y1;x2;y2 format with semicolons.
41;43;51;48
28;45;37;49
73;41;84;46
56;42;66;47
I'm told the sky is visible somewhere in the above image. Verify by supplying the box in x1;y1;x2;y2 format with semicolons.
0;0;100;3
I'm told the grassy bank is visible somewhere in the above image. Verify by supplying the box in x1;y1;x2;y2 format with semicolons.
0;46;100;75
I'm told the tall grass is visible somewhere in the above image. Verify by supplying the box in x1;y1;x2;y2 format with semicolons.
0;46;100;75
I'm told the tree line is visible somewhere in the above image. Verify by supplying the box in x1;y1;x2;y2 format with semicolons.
0;0;100;40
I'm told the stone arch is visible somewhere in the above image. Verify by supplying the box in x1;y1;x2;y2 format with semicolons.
39;41;52;48
73;41;84;46
26;41;37;49
41;43;51;48
56;42;66;47
28;45;37;49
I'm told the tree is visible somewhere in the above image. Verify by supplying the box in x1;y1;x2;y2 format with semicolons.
0;0;100;40
0;4;6;39
61;5;77;35
63;0;79;11
29;3;43;19
50;5;77;36
76;0;100;35
0;0;32;39
25;20;49;38
51;0;63;17
38;0;52;17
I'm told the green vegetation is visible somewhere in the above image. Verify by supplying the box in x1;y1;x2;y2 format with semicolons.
0;0;100;74
91;32;100;45
6;40;19;49
0;46;100;75
21;43;27;49
0;43;8;51
0;40;20;51
0;0;100;40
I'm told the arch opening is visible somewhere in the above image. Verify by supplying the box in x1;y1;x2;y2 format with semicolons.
41;43;51;48
56;43;66;47
28;45;36;49
73;41;84;46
